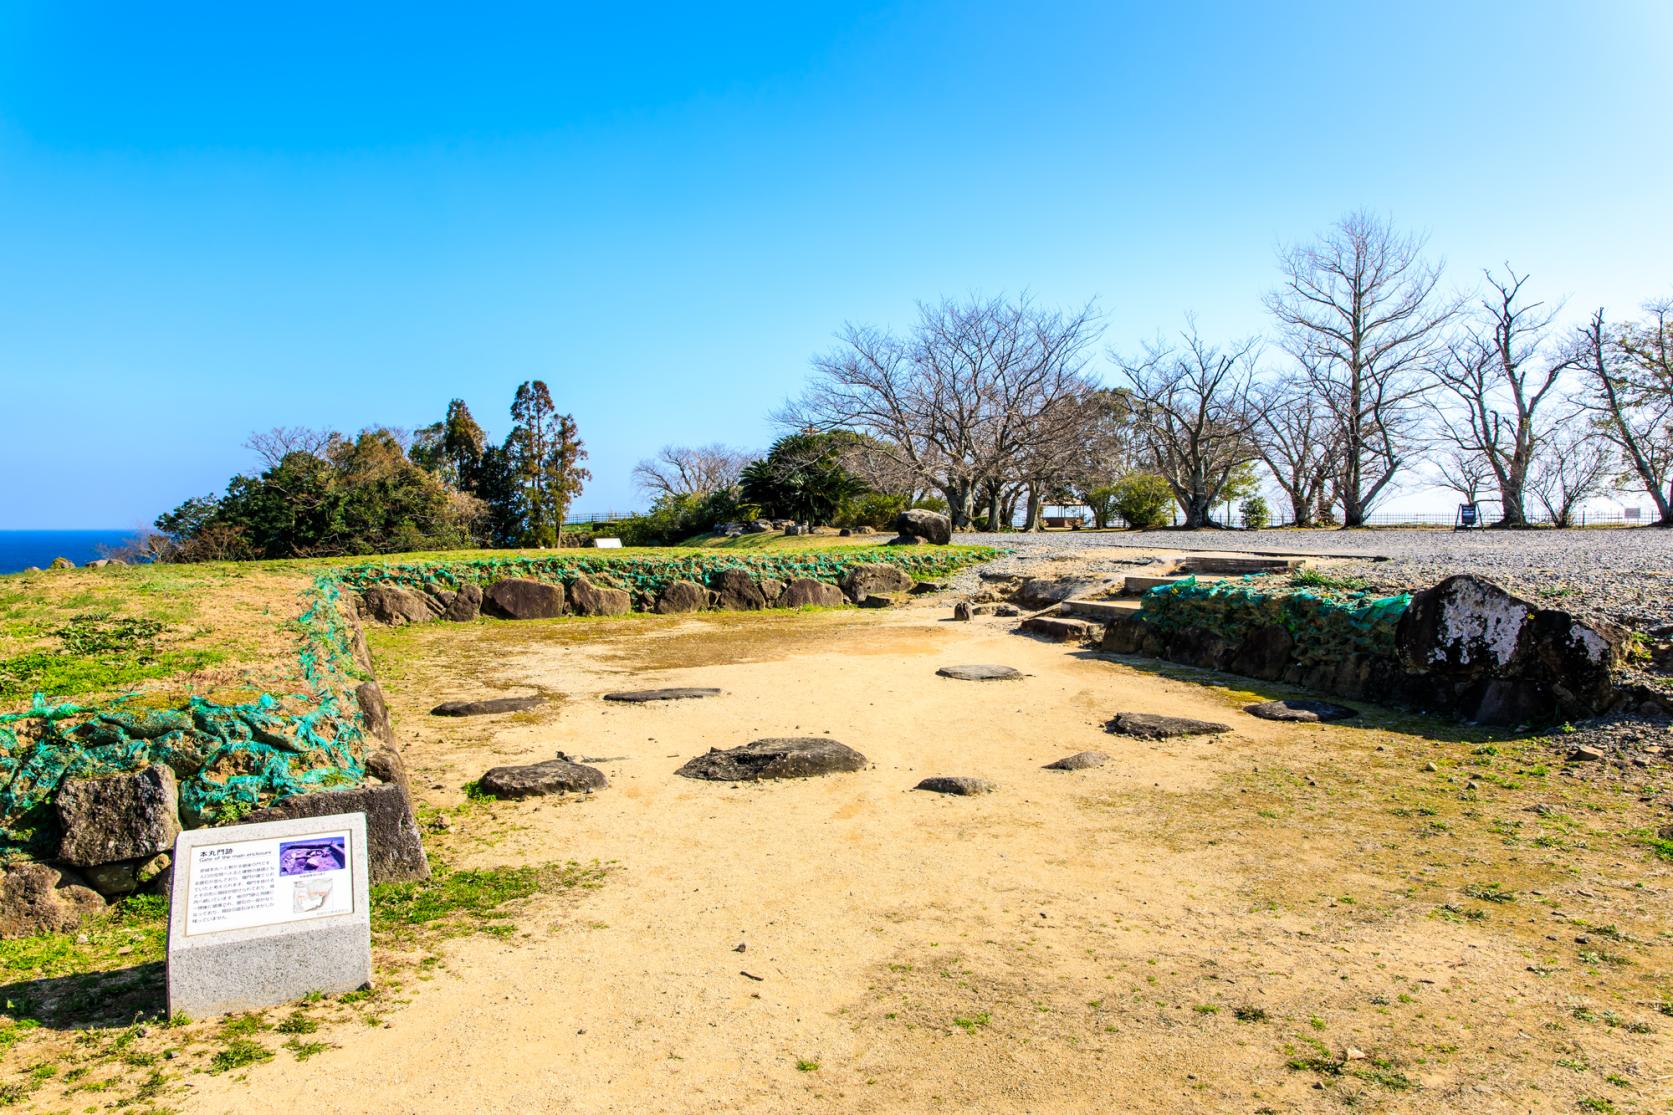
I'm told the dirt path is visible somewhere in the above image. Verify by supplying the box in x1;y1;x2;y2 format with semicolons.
180;604;1673;1114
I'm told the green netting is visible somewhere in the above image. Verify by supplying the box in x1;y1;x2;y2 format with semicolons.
1138;575;1412;665
0;575;366;857
336;547;998;610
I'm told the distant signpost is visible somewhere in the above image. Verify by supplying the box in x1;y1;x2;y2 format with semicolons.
1455;503;1480;530
167;812;371;1018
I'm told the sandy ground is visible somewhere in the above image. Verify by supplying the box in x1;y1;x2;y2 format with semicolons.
176;602;1673;1115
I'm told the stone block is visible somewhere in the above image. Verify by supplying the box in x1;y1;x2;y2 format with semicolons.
56;765;181;867
243;783;429;885
167;812;371;1019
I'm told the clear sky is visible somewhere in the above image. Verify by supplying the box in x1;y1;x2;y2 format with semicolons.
2;1;1669;529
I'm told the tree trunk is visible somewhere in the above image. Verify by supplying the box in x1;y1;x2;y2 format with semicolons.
1496;476;1528;527
1181;492;1213;529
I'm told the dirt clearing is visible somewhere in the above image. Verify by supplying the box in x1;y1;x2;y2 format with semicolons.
169;603;1671;1114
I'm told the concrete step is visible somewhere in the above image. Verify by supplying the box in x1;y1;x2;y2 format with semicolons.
1060;598;1141;621
1173;556;1300;576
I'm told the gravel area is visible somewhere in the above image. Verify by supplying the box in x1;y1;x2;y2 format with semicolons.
959;528;1673;634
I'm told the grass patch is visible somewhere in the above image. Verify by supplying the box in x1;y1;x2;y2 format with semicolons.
370;860;610;941
952;1011;992;1033
208;1036;273;1074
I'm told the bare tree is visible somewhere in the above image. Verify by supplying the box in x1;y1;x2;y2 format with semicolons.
1430;444;1495;508
1528;413;1616;527
780;294;1103;528
1115;321;1260;528
245;426;336;467
1250;362;1340;527
1431;267;1573;526
1265;211;1455;526
1577;303;1673;524
632;444;752;499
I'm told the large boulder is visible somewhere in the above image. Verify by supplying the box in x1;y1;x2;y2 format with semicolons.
1;863;105;939
759;578;786;607
483;578;566;619
841;562;915;603
56;765;181;868
1015;576;1108;610
365;746;411;795
478;755;607;798
676;737;867;781
359;585;436;626
1227;624;1295;682
780;578;845;608
712;569;767;611
1394;574;1621;724
356;680;395;746
443;583;483;622
568;575;632;617
655;579;709;614
894;509;952;545
244;783;430;884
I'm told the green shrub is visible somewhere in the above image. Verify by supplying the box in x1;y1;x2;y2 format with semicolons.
1111;473;1174;530
833;492;908;530
1239;495;1270;530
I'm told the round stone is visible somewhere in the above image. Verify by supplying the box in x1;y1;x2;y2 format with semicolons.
913;776;996;795
1043;751;1109;771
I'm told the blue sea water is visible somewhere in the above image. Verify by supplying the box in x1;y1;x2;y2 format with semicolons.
0;530;140;574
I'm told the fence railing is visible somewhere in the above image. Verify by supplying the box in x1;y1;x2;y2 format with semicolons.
562;511;642;527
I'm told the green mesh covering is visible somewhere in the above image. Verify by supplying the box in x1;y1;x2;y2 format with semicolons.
1;547;997;857
1138;575;1412;666
336;547;997;609
0;575;366;857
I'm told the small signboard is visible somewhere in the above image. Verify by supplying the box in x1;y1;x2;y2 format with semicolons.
592;537;623;548
1456;503;1479;530
167;812;371;1018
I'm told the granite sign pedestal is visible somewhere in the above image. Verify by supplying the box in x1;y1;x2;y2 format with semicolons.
166;812;372;1018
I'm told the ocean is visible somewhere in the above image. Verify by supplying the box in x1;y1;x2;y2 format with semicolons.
0;530;142;574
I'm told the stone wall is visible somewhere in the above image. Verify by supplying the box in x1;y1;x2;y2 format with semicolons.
1101;574;1623;727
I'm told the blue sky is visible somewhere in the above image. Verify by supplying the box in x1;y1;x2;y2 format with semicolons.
2;1;1669;528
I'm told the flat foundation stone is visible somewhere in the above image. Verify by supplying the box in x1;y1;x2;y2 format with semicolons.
430;696;543;717
676;738;867;781
914;776;996;795
478;755;607;798
936;664;1023;681
1245;699;1359;723
602;687;723;703
1105;712;1232;740
1044;751;1109;771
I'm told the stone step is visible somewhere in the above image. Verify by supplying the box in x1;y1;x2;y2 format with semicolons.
1019;615;1103;643
1173;556;1301;576
1122;574;1187;595
1061;598;1142;621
